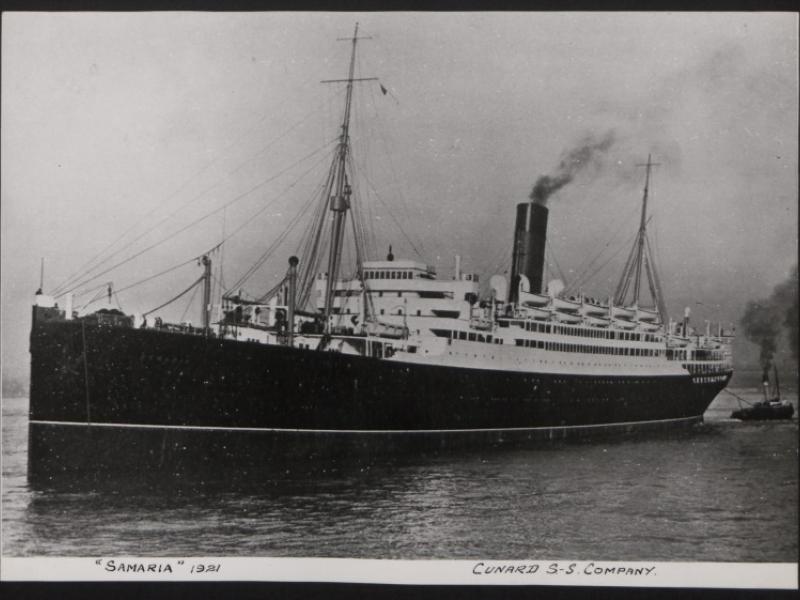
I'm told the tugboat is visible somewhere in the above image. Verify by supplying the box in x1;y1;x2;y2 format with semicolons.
731;365;795;421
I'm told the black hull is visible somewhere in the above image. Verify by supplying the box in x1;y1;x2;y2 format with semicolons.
29;318;730;477
28;416;707;486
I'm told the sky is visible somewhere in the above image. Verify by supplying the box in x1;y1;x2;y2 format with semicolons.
2;12;798;379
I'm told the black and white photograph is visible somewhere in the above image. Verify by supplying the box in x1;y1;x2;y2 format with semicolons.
1;11;797;589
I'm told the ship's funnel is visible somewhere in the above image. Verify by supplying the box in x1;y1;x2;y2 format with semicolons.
510;202;548;302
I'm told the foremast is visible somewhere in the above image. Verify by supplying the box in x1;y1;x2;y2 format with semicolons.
321;23;375;334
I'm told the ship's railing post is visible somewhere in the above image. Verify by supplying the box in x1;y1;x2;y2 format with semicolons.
288;256;299;347
201;255;212;336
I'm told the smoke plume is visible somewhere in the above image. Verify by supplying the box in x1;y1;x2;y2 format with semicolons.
529;131;616;206
741;264;798;367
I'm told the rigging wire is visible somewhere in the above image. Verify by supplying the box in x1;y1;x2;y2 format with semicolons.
480;246;512;296
565;208;640;295
78;285;111;312
583;227;641;301
294;155;338;309
62;138;336;297
52;95;339;297
215;208;227;318
346;154;376;262
221;145;336;265
545;237;569;288
178;281;201;324
226;164;330;295
61;139;338;298
76;255;200;301
142;275;204;318
645;234;668;317
73;279;114;301
365;76;429;259
349;158;426;261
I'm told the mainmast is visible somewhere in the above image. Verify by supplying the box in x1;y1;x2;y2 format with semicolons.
631;155;653;305
613;154;668;322
321;23;375;333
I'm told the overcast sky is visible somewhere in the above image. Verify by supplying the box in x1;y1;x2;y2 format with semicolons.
2;12;797;378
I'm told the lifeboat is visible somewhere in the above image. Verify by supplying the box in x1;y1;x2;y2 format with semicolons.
667;336;689;347
519;306;551;320
636;307;659;322
580;300;607;317
554;311;582;324
611;318;637;330
584;315;611;328
552;296;581;312
518;289;550;307
610;305;635;319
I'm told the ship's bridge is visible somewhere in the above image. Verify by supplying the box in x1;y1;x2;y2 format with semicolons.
314;257;481;335
362;259;437;280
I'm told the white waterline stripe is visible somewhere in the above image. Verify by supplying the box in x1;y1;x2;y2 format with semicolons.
29;416;700;435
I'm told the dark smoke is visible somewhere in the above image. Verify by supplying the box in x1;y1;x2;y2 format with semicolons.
529;131;616;206
741;264;798;367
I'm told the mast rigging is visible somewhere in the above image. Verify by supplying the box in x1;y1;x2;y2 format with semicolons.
320;22;374;333
613;155;667;322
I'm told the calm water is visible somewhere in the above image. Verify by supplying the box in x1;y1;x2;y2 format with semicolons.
2;388;797;560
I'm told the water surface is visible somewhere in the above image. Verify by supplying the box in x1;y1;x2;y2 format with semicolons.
2;390;797;560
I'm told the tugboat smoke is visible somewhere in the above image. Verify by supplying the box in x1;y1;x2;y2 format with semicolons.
740;264;798;367
529;131;616;206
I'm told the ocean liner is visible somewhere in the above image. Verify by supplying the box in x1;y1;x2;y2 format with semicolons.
28;25;734;478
